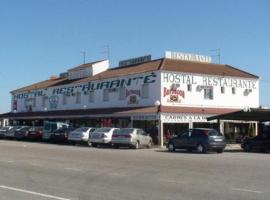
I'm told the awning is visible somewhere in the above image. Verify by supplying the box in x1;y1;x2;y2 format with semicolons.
0;106;238;120
207;108;270;122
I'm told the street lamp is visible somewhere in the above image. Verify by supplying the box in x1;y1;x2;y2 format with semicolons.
154;100;162;146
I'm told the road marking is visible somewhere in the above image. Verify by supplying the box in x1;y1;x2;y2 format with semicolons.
64;167;82;172
231;187;263;194
159;179;186;184
0;185;71;200
0;160;14;163
109;173;127;177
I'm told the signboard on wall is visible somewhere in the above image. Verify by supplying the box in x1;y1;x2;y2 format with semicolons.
119;55;152;67
165;51;212;63
161;113;213;123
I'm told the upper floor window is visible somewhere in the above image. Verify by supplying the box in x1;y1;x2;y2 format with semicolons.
76;92;81;104
221;87;225;94
204;87;213;100
187;84;192;92
62;94;68;105
42;96;48;107
232;87;236;95
142;84;149;99
103;89;109;102
119;87;125;100
88;91;95;103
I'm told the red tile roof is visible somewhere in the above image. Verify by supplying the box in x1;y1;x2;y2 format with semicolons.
11;58;258;93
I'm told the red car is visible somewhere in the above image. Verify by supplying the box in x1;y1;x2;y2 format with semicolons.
50;127;74;143
27;127;43;140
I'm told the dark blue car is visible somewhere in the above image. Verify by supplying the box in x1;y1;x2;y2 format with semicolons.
14;126;31;140
167;128;226;153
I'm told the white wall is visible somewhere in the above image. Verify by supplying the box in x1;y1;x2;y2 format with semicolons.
12;71;160;112
160;71;259;109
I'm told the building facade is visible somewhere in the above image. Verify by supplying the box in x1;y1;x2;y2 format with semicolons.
1;51;260;145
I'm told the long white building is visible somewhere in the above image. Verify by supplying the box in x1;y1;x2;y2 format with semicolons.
0;51;260;145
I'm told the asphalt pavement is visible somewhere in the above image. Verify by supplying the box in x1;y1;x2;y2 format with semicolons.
0;140;269;200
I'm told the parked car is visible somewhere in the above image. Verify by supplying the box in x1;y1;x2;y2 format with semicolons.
27;126;43;140
68;127;96;145
111;128;153;149
241;134;270;152
5;126;23;138
0;126;13;138
167;128;226;153
50;127;75;143
14;126;31;140
42;122;69;140
88;127;120;147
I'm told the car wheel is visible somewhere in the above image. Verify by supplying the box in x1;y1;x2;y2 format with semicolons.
244;144;252;152
168;143;175;152
196;144;207;153
87;140;92;147
134;141;139;149
147;141;153;149
113;144;119;149
216;149;224;154
92;143;97;148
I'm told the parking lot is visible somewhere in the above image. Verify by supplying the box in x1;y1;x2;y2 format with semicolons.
0;140;269;200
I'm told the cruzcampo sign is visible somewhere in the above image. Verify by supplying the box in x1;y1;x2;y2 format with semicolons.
13;72;157;99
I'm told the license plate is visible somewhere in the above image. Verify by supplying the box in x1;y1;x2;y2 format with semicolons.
215;139;223;142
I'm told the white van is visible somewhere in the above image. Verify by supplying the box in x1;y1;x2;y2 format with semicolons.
42;122;69;140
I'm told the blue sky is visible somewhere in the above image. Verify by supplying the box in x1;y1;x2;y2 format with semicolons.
0;0;269;113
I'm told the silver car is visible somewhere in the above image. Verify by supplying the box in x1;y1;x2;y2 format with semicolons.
89;127;120;147
5;126;25;138
111;128;153;149
68;127;96;144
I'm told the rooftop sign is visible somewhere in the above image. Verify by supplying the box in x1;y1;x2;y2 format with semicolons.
165;51;212;63
119;55;151;67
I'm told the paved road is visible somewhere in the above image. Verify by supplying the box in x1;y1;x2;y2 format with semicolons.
0;140;269;200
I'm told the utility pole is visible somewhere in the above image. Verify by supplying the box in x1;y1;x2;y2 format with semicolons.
81;51;86;64
210;48;221;64
101;45;110;61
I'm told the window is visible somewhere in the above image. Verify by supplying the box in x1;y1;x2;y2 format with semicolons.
232;87;236;94
32;98;36;107
221;87;225;94
42;96;48;107
62;94;67;105
204;87;213;100
187;84;192;92
119;87;125;100
142;84;149;99
88;91;95;103
76;92;81;104
103;89;109;102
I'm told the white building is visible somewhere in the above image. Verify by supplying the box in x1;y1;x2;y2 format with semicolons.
0;51;260;145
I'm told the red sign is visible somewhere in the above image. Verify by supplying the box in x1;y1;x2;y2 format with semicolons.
163;87;185;103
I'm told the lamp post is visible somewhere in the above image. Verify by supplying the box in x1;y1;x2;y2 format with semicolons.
154;100;163;147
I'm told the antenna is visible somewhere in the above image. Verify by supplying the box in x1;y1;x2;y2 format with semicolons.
81;51;86;64
209;48;221;64
101;45;110;61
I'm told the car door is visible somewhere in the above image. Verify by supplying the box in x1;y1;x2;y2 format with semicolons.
136;129;144;145
174;130;190;148
187;129;202;148
141;130;149;146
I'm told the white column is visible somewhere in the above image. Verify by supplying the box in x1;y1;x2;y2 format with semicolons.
219;121;225;134
130;116;134;128
255;122;258;136
159;120;164;147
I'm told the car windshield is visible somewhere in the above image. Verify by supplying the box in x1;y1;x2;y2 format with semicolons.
94;128;112;133
29;127;43;131
20;127;31;131
118;128;134;134
74;127;90;132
